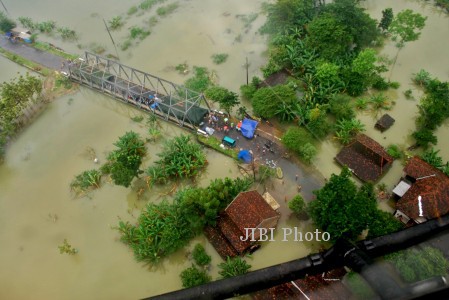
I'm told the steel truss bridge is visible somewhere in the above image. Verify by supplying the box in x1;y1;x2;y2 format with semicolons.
67;52;211;130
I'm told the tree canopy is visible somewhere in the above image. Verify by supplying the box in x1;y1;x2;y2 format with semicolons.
106;131;146;188
389;9;427;47
308;167;378;241
205;86;240;115
252;84;297;119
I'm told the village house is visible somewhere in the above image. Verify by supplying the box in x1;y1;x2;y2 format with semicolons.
335;134;394;182
204;190;280;259
393;156;449;225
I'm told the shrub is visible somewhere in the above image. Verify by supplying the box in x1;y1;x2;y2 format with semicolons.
218;256;251;278
192;244;211;266
108;16;124;30
180;266;211;288
386;144;402;159
211;53;229;64
252;85;296;119
328;94;355;121
0;12;16;32
127;6;138;15
70;169;101;195
282;127;317;163
184;67;212;93
157;3;179;17
288;194;306;216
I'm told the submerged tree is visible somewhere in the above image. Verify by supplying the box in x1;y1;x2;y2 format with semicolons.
106;131;147;188
146;135;206;185
388;9;427;77
379;8;394;32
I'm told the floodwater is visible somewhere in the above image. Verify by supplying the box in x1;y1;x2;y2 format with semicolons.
1;0;448;298
315;0;449;194
0;1;317;298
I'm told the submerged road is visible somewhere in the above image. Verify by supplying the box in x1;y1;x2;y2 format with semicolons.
0;35;68;71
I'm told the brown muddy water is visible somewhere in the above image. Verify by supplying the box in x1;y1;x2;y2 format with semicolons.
315;0;449;202
1;0;448;298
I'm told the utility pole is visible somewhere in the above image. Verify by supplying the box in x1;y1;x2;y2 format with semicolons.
245;57;249;85
0;0;10;16
103;18;120;61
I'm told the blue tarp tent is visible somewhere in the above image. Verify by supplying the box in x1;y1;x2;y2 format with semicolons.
240;118;258;139
238;150;252;163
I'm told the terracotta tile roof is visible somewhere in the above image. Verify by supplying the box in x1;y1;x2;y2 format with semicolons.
403;156;436;179
375;114;395;132
203;225;238;259
205;191;280;259
225;190;280;231
335;134;394;182
397;157;449;220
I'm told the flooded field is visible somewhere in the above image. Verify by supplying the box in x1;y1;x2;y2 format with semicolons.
1;0;449;298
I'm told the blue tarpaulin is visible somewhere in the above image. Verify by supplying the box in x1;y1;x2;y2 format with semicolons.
238;150;252;163
240;118;258;139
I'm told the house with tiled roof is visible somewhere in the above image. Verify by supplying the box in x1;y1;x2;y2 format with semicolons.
204;190;280;259
393;156;449;224
335;134;394;182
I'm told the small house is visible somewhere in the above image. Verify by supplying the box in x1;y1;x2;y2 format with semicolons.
204;190;280;259
335;134;394;182
375;114;395;132
393;156;449;224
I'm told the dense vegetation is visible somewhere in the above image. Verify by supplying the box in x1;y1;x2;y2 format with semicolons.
385;246;449;283
308;167;403;242
101;131;147;188
0;11;16;32
117;177;252;264
0;74;42;162
411;71;449;148
180;266;211;288
146;135;207;185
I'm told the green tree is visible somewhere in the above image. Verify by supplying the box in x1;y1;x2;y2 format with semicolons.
281;127;317;163
328;94;355;121
205;86;239;115
288;194;307;216
218;256;252;278
106;131;146;188
334;118;365;145
180;266;211;288
367;210;403;238
146;135;206;185
379;8;394;32
388;9;427;76
351;48;379;89
386;246;449;283
192;244;211;266
305;13;352;60
308;167;378;242
315;62;341;87
324;0;379;50
412;128;438;149
252;84;297;119
0;12;16;32
0;74;42;160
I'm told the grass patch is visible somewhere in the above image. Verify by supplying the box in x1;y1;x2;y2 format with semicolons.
211;53;228;65
131;115;144;122
0;47;51;76
55;74;73;89
236;13;258;29
139;0;166;10
130;26;151;40
175;63;189;75
148;16;158;27
32;41;78;60
197;135;238;160
157;3;179;17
